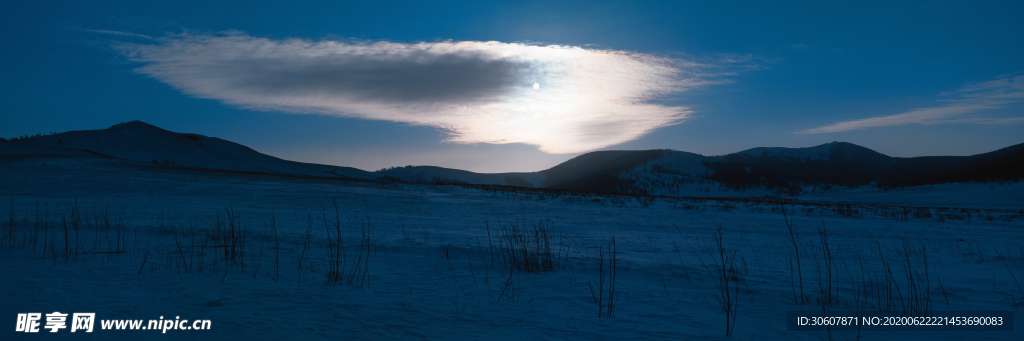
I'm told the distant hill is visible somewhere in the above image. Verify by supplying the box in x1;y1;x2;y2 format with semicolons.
881;143;1024;187
540;150;668;193
375;166;544;187
549;142;1024;196
3;121;1021;197
1;121;373;179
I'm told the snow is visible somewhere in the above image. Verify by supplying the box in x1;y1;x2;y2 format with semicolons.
2;155;1022;340
618;151;731;197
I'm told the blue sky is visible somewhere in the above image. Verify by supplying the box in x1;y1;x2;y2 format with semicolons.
2;1;1022;172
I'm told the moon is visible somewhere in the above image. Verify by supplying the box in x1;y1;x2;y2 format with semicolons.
533;83;540;89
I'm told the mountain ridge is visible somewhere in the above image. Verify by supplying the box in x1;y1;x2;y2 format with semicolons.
3;121;1021;197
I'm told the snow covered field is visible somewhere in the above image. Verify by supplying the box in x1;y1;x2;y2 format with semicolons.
2;156;1022;340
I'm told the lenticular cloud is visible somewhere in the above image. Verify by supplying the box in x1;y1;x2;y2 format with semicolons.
118;32;709;153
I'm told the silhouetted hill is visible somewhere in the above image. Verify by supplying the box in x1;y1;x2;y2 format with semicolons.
376;166;544;187
537;141;1024;196
541;150;666;192
882;143;1024;187
721;142;894;185
4;121;374;179
4;121;1020;196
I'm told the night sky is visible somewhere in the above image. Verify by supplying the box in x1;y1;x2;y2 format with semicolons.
2;1;1022;172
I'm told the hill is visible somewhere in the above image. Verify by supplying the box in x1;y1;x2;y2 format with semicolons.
4;121;1021;197
2;121;373;179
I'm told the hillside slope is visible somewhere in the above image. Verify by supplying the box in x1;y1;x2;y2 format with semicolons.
539;141;1024;197
5;121;1021;196
6;121;372;178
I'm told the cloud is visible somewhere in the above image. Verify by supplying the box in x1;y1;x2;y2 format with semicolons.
116;32;728;153
800;75;1024;134
82;29;153;40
